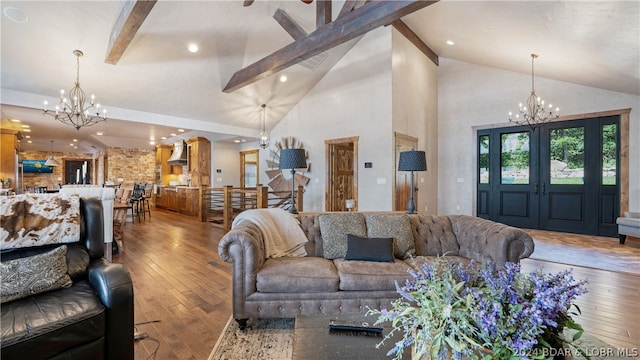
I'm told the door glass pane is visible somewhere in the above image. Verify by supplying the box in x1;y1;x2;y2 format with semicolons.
501;132;529;184
244;163;257;187
602;124;617;185
550;127;584;185
479;135;489;184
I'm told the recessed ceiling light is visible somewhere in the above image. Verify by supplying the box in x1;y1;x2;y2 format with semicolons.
25;135;31;139
241;139;246;142
170;133;176;137
21;124;30;128
10;119;20;123
150;141;155;145
22;129;31;132
3;7;29;23
279;74;287;83
27;140;32;144
70;143;74;146
446;40;455;46
96;132;104;136
73;139;78;142
234;140;240;143
161;136;167;140
178;129;185;132
188;43;199;53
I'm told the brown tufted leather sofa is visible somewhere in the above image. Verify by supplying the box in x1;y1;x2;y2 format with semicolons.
218;212;534;329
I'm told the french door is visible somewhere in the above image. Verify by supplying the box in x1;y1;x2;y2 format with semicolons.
477;116;619;237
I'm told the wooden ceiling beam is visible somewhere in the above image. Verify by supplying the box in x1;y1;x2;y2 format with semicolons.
316;0;332;29
273;8;308;40
223;0;437;93
392;20;438;66
337;0;368;19
105;0;157;65
337;0;357;18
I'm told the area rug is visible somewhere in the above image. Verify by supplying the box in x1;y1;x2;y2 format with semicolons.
208;317;294;360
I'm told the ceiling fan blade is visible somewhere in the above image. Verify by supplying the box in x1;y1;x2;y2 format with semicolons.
243;0;254;6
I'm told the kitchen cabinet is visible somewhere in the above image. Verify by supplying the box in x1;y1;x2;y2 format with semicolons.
156;186;199;216
166;189;178;211
156;145;182;185
178;187;200;216
154;188;166;208
186;137;210;187
1;131;20;188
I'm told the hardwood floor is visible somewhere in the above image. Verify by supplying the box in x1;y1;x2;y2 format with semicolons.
114;210;640;359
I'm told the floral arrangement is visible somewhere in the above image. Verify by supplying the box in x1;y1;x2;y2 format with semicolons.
367;256;588;360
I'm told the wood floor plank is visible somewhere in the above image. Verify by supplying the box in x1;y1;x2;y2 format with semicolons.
116;210;639;359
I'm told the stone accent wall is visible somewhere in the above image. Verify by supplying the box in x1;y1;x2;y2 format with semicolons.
19;150;94;190
105;147;155;188
18;147;155;191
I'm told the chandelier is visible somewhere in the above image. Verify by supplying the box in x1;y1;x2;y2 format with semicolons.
259;104;270;149
508;54;559;131
43;50;107;131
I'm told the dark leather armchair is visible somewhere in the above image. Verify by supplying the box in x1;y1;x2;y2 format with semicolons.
1;197;134;360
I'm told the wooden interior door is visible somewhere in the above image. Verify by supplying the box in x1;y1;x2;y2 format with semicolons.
325;137;358;211
394;132;418;211
240;150;258;188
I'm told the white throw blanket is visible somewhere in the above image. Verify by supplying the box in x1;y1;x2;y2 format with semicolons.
232;208;308;258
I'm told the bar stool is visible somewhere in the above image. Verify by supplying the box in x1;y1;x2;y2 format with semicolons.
129;185;144;223
140;184;153;219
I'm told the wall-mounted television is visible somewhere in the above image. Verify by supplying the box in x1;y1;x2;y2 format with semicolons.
22;160;53;173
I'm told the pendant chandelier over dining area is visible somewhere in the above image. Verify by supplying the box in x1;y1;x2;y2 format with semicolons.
43;50;107;132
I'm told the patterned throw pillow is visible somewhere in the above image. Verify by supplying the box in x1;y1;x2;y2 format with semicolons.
318;213;367;259
365;214;416;259
1;245;73;303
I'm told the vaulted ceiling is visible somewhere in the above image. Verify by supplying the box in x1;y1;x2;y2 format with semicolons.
1;1;638;153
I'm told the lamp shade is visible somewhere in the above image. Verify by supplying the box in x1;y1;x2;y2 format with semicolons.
279;148;307;170
398;150;427;171
44;156;59;167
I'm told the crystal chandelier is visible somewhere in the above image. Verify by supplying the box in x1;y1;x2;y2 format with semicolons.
508;54;559;131
259;104;270;149
43;50;107;131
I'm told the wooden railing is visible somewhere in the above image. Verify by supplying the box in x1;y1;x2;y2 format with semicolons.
202;185;304;231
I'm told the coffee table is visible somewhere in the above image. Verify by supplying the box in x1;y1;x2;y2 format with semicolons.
292;314;409;360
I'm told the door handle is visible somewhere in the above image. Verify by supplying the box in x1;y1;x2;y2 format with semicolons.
541;183;546;196
534;182;538;194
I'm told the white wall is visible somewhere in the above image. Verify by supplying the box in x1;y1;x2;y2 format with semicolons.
391;29;439;214
262;27;394;212
211;141;241;187
438;58;640;215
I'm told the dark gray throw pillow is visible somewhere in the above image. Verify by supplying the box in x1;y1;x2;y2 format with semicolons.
344;234;395;263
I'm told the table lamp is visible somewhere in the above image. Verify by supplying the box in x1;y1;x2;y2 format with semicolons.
279;148;307;214
398;150;427;214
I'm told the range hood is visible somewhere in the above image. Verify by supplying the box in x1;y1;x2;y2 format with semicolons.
167;141;187;165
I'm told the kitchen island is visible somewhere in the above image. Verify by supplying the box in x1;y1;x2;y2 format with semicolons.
155;185;201;217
